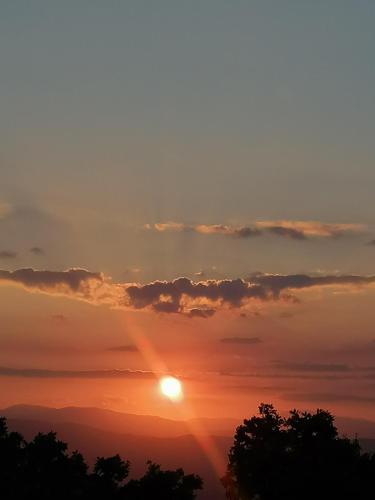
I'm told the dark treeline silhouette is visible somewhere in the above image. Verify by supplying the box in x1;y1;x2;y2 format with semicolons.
222;403;375;500
0;416;202;500
3;405;375;500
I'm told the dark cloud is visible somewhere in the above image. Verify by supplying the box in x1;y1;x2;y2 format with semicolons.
0;366;155;379
0;250;17;259
0;268;104;301
257;220;365;238
220;370;356;381
220;337;262;345
125;277;270;314
30;247;44;255
265;226;306;240
124;273;375;314
1;268;375;317
250;273;375;298
51;314;68;324
232;227;262;238
274;361;351;372
282;392;375;404
106;345;138;353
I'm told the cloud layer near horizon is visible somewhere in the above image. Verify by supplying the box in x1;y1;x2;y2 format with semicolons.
1;268;375;317
0;366;156;379
147;220;365;240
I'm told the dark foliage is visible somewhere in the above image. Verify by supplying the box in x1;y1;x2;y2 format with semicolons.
0;416;202;500
223;403;375;500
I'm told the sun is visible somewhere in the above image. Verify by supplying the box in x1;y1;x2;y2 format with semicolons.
159;376;183;401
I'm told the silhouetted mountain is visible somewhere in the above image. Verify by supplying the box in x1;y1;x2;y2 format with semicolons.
334;416;375;439
3;404;375;439
1;404;238;438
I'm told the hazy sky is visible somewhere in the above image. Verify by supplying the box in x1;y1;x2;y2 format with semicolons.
1;1;375;420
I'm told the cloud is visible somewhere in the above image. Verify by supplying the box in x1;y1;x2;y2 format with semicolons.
124;274;375;314
30;247;44;255
151;222;261;238
125;277;270;315
106;345;138;352
51;314;68;324
249;273;375;297
0;268;118;305
256;220;365;238
220;370;356;381
147;220;365;240
195;224;262;238
281;392;375;404
0;267;102;292
263;226;306;240
1;268;375;317
0;366;156;379
367;240;375;246
220;337;262;345
153;222;189;233
273;361;351;372
188;308;216;318
0;251;17;259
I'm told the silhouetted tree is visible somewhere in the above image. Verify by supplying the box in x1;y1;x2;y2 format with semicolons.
122;461;203;500
223;403;375;500
0;417;203;500
90;454;129;499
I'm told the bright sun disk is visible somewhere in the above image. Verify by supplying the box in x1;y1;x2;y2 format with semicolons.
159;376;183;401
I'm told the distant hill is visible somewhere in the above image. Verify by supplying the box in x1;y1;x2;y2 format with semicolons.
2;404;375;439
0;404;239;438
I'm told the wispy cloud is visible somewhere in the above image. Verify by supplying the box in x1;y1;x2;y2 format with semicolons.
51;314;68;324
146;220;365;241
281;392;375;404
220;337;262;345
30;247;44;255
106;345;138;352
0;366;155;379
0;250;17;259
149;222;261;238
256;220;365;238
273;361;351;372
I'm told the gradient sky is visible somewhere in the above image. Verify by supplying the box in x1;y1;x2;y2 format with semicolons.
1;1;375;421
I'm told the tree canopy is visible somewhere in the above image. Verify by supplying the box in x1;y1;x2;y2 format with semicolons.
223;403;375;500
0;417;202;500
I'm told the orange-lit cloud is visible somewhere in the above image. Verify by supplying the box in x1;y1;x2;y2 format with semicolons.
147;220;365;240
0;268;119;305
1;268;375;317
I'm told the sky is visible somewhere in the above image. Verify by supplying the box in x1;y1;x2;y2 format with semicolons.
1;1;375;422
